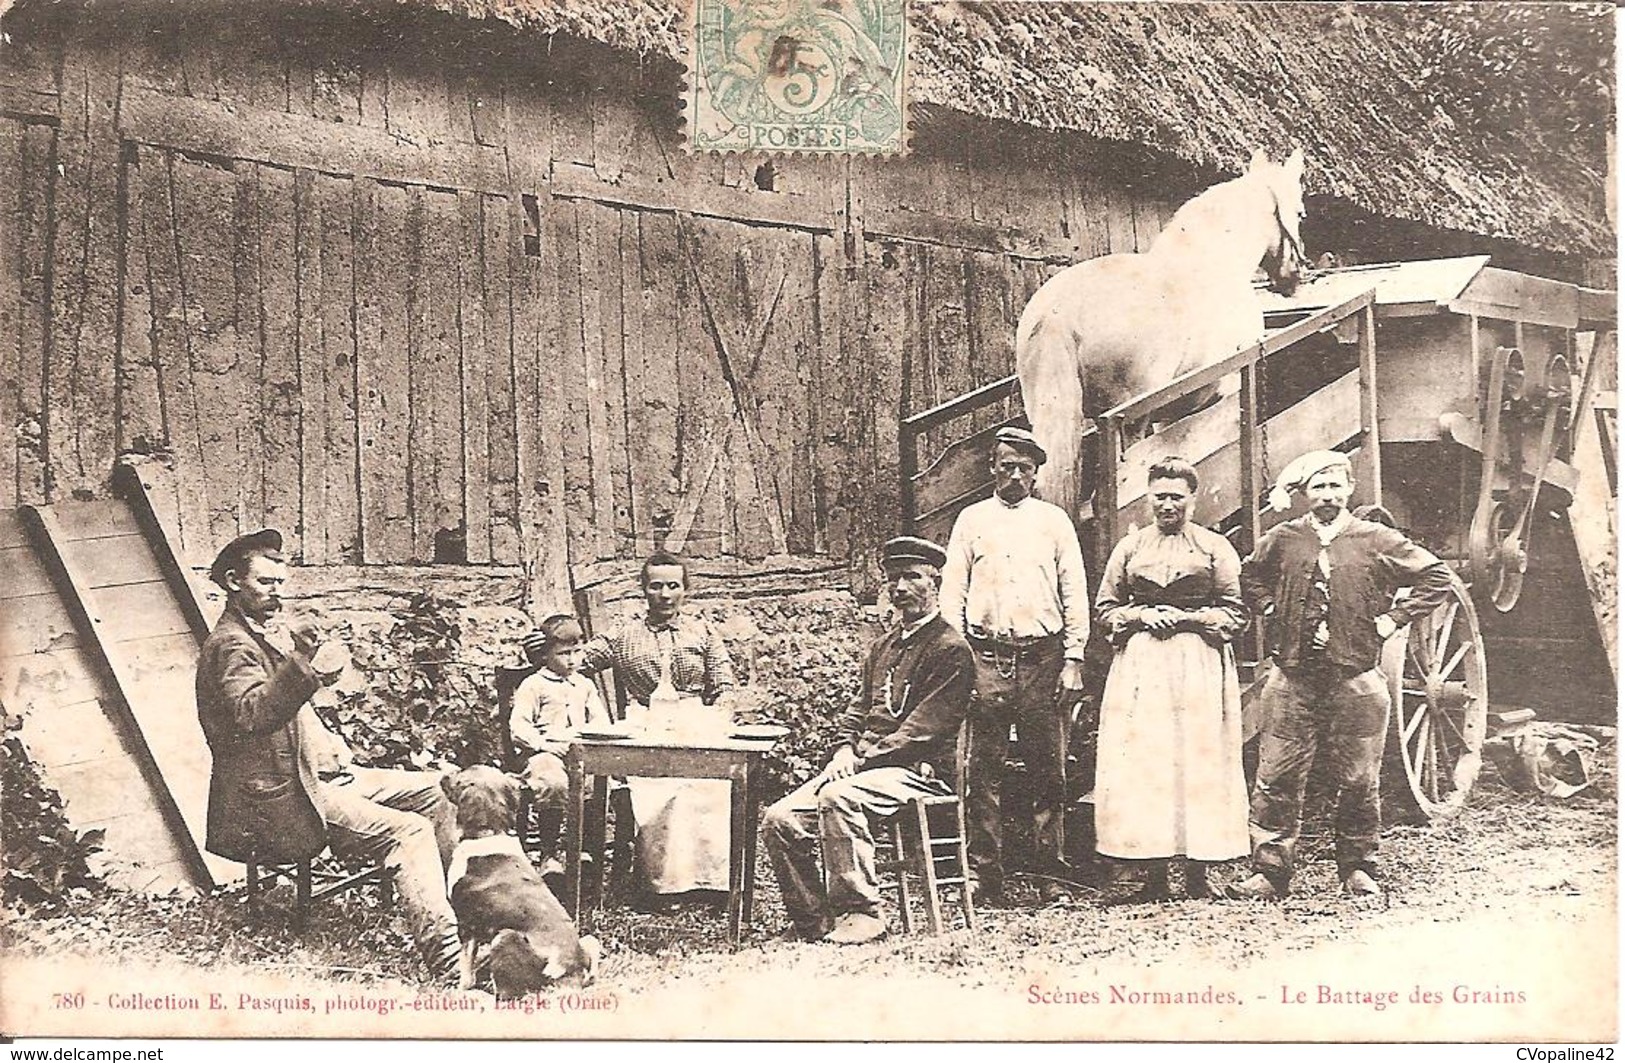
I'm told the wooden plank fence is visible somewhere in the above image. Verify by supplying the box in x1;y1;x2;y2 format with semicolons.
0;7;1394;597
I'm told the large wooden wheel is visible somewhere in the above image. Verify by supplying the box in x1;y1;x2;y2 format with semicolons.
1381;575;1489;820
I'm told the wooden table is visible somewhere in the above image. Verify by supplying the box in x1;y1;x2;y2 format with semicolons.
562;733;780;946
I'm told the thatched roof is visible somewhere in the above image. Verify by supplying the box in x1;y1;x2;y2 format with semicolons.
389;0;1610;258
13;0;1600;255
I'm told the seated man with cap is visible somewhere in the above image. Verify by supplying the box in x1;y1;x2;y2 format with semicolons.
939;426;1090;905
195;528;462;981
1222;450;1452;902
761;536;975;944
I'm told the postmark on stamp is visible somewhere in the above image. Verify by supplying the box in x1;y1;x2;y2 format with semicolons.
686;0;909;155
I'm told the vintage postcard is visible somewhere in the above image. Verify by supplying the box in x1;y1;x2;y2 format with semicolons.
0;0;1616;1045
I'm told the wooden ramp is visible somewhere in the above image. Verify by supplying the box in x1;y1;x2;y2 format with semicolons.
0;467;232;893
907;292;1380;547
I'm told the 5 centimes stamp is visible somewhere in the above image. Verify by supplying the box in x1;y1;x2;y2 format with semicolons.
686;0;909;154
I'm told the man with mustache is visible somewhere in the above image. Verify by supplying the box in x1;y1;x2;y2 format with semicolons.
1222;451;1452;902
195;528;461;980
760;536;975;944
940;426;1090;906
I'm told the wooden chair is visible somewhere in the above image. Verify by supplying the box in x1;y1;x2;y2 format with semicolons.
874;723;976;934
244;850;395;930
876;793;976;934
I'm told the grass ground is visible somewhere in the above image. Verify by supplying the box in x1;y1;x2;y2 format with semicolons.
2;742;1615;1040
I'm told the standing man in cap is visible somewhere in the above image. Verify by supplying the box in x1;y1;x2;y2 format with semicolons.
940;426;1090;906
761;535;975;944
195;529;462;981
1223;450;1452;902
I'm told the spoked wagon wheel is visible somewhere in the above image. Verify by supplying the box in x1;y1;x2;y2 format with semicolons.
1381;575;1488;821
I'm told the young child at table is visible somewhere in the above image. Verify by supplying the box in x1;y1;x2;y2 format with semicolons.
512;615;608;863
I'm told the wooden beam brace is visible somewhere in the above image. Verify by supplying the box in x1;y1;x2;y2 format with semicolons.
111;462;214;643
1357;302;1383;505
865;206;1075;263
902;374;1021;434
550;160;834;233
0;84;59;123
570;552;849;599
119;87;510;194
1568;329;1616;461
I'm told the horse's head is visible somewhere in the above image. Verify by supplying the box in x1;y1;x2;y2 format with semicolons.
1248;148;1308;295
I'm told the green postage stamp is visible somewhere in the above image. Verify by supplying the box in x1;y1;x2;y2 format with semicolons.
686;0;909;154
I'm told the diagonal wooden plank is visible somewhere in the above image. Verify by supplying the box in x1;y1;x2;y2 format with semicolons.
672;217;789;555
23;503;220;889
667;415;735;555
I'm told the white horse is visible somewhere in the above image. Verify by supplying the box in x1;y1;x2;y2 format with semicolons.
1015;148;1309;518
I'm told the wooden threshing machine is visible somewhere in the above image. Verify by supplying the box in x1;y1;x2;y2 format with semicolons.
901;257;1617;821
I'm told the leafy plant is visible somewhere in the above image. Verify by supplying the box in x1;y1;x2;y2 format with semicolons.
700;595;876;801
1;718;105;912
321;593;504;771
311;587;880;804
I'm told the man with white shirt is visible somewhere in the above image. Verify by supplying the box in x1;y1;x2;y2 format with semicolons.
195;528;461;980
940;427;1090;905
1222;451;1451;902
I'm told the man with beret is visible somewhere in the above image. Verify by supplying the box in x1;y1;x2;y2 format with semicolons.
1222;450;1452;902
761;536;975;944
195;529;462;980
940;426;1090;905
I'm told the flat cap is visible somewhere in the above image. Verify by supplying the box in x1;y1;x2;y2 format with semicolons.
883;535;947;570
994;426;1047;465
208;528;284;588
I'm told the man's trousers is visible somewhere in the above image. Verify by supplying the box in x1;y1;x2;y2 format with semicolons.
965;636;1069;893
316;767;461;977
761;766;951;936
1248;662;1391;887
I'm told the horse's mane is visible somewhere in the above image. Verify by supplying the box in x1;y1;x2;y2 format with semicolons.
1149;171;1274;265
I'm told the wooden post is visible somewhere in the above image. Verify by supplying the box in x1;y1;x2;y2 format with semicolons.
1092;416;1121;582
1237;364;1263;555
1357;303;1383;507
899;422;918;535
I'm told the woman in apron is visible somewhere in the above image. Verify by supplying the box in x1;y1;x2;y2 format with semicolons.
581;553;737;903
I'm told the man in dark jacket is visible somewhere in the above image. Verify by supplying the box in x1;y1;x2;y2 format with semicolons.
195;529;461;979
1223;452;1452;902
761;536;975;944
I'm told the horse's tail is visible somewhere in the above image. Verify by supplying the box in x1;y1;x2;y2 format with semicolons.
1015;306;1085;521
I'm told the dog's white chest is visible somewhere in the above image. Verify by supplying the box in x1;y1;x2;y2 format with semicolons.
446;833;529;896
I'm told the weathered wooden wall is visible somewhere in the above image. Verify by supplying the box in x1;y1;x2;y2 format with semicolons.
0;4;1252;602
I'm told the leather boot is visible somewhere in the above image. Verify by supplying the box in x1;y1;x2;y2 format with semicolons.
1104;859;1170;906
1184;860;1212;899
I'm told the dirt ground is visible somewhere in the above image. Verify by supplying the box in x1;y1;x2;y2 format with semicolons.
2;741;1616;1041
